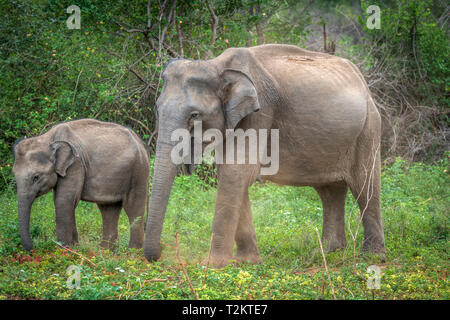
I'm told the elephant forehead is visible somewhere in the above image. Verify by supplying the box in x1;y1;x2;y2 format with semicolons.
15;151;48;170
27;151;50;164
163;60;217;82
14;137;45;154
14;139;49;168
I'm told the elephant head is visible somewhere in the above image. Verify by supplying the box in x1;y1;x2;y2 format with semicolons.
13;126;80;250
144;50;262;261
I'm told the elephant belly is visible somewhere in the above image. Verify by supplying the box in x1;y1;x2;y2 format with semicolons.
262;56;368;186
266;105;364;186
80;163;133;204
266;146;346;187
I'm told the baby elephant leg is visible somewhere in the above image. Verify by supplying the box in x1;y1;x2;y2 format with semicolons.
98;203;122;249
123;189;146;249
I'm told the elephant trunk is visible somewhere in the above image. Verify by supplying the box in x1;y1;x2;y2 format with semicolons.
17;191;34;251
144;139;177;261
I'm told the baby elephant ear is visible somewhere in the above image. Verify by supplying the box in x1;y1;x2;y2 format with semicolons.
50;141;76;177
221;68;261;129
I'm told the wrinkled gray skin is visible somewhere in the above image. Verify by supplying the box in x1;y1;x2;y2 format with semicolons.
145;44;385;267
13;119;149;251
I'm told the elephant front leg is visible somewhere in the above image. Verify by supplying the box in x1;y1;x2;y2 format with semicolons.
206;199;241;268
53;162;83;247
54;193;79;247
234;190;262;264
205;164;259;268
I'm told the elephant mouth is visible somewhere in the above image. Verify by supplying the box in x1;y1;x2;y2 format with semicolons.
177;134;216;176
36;186;52;198
35;191;45;198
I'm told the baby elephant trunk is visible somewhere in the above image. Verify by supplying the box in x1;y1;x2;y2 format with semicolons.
17;192;34;251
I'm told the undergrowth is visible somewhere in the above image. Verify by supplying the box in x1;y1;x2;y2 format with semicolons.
0;156;448;300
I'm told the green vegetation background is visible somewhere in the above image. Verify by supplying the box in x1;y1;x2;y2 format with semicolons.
0;0;448;183
0;0;448;299
0;157;448;299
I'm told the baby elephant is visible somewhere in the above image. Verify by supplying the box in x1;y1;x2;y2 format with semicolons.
12;119;149;251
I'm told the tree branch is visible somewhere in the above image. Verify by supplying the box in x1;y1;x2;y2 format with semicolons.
147;0;152;29
175;4;184;57
158;0;177;58
205;0;219;46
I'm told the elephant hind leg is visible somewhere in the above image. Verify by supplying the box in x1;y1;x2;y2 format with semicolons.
122;187;146;249
346;98;385;258
315;181;348;252
347;150;385;257
98;203;122;249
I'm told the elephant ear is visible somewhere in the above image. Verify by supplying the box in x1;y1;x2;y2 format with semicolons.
221;68;261;129
50;141;77;177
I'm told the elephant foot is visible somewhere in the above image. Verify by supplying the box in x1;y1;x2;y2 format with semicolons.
100;239;118;250
362;250;386;263
324;239;347;253
201;255;234;269
362;241;386;263
322;235;347;253
58;238;78;248
128;239;143;249
234;253;262;265
128;243;143;249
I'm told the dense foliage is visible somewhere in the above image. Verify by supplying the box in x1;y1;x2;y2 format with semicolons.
358;0;449;160
1;0;448;189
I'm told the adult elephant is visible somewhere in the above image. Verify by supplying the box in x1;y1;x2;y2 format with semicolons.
144;44;385;267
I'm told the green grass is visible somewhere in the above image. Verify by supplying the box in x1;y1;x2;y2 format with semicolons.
0;156;448;300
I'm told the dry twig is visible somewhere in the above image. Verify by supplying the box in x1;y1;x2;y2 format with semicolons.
51;240;98;267
314;228;337;300
174;232;199;300
203;233;214;286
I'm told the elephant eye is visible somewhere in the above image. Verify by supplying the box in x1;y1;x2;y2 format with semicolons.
32;175;39;183
190;111;200;120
